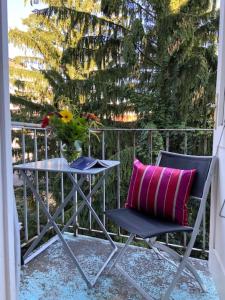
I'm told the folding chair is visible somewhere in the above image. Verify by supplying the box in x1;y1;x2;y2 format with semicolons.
106;151;216;300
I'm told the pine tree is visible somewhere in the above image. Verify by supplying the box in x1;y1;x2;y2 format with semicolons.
10;0;218;127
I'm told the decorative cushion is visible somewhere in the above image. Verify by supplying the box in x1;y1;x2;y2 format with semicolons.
125;159;196;226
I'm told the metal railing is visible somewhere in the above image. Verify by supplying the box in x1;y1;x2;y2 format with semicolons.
12;122;213;257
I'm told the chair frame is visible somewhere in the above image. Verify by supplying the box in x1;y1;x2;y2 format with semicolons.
108;151;217;300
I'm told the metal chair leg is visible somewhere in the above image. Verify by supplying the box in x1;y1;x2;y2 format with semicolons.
150;241;206;292
116;265;156;300
108;233;155;300
109;234;206;300
161;257;188;300
107;233;135;273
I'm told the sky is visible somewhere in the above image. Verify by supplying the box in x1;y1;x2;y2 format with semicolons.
7;0;44;58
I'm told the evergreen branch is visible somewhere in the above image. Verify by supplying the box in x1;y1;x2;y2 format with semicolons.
34;6;128;33
10;95;53;111
128;0;155;19
135;44;160;67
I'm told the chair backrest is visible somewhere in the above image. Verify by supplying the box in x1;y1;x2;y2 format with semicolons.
157;151;214;199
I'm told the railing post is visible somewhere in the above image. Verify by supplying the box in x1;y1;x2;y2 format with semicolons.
204;135;208;155
22;129;28;242
88;130;92;231
117;131;121;236
184;132;188;154
166;131;170;151
44;130;49;215
73;174;78;236
165;130;170;245
150;131;153;164
133;131;136;159
34;129;40;235
60;141;65;225
102;130;106;227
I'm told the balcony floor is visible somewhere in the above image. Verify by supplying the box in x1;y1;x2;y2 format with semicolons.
20;234;218;300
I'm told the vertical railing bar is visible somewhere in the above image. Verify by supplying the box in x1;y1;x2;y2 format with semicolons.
165;131;170;244
73;173;78;235
150;131;153;164
203;133;207;251
34;129;40;235
183;232;187;249
60;141;65;224
22;129;28;241
88;130;92;231
44;130;49;215
88;129;91;157
184;132;188;154
165;131;170;245
166;131;170;151
203;208;206;251
183;132;188;247
117;131;121;236
102;131;106;227
133;131;136;159
89;174;92;231
204;134;207;155
165;233;169;245
147;131;151;163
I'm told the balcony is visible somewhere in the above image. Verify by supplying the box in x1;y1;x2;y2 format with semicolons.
12;122;219;299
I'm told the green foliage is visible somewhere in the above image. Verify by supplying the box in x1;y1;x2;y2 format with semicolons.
101;0;123;16
50;115;88;144
123;35;137;66
136;122;164;163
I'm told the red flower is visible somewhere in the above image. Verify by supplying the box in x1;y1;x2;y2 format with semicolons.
41;116;49;128
41;112;61;128
82;113;100;122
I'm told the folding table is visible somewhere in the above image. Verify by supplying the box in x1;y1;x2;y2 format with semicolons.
14;157;120;287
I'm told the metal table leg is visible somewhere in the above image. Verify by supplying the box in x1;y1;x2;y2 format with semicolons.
20;169;117;287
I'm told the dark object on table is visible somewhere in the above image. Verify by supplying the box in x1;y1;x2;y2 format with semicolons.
69;156;109;170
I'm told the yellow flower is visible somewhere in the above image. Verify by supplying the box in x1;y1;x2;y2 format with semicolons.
60;110;73;123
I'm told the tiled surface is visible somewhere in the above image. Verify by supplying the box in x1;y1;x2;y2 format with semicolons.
20;235;219;300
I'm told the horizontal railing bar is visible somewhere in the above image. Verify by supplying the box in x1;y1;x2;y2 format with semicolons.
24;235;59;265
21;236;38;248
21;224;207;255
89;128;213;132
20;225;56;248
11;121;213;132
76;227;207;253
11;121;43;129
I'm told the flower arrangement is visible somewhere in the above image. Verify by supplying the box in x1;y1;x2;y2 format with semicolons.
41;109;101;162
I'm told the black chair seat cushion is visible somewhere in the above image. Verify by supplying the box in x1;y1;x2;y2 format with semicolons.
106;208;193;239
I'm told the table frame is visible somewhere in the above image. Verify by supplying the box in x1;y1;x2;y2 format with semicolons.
15;159;119;287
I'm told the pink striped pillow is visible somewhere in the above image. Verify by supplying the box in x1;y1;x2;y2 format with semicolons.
125;159;196;226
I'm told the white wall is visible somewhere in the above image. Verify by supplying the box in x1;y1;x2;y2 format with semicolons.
209;1;225;298
0;0;19;299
